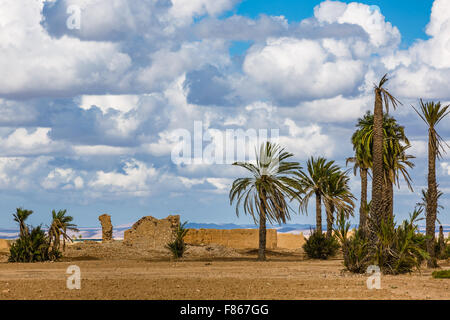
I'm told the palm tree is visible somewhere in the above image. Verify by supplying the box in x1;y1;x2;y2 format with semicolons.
229;142;302;261
48;209;78;252
416;188;444;217
412;100;450;268
323;170;355;237
348;114;373;235
370;74;401;240
297;157;340;234
13;208;33;238
383;144;415;220
348;112;412;233
380;115;414;221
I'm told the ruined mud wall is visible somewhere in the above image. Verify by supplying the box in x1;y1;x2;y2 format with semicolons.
123;215;180;249
98;214;113;242
0;239;10;252
277;233;305;249
184;229;277;249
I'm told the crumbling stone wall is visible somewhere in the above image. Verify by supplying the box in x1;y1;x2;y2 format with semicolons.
184;229;277;249
123;215;180;249
98;214;113;242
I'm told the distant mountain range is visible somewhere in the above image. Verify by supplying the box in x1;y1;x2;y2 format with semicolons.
0;223;448;240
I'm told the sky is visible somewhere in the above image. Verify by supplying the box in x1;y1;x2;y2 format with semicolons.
1;0;450;228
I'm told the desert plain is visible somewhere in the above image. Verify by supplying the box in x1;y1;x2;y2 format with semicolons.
0;241;448;300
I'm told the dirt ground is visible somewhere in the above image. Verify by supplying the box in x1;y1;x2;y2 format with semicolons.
0;241;448;300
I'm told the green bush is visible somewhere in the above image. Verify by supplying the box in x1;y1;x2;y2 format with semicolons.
374;210;428;275
9;226;60;263
333;211;371;273
342;230;372;274
336;209;429;275
166;221;189;259
432;270;450;279
303;229;340;260
435;237;449;260
412;231;447;261
442;241;450;260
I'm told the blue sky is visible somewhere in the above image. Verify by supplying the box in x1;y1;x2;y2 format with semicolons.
235;0;434;46
1;0;450;229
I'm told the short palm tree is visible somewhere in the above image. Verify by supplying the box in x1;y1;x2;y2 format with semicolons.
412;99;450;267
370;74;401;241
13;208;33;238
323;170;355;237
297;157;340;234
48;209;78;252
229;142;302;261
383;144;415;220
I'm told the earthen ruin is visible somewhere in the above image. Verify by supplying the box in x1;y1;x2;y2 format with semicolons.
123;215;180;249
122;214;310;250
184;228;278;249
98;214;113;242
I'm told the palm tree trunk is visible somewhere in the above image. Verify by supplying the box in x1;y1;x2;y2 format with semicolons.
315;191;322;234
258;211;267;261
359;168;368;236
381;180;394;222
426;130;438;268
369;89;384;242
387;181;394;221
326;202;335;238
438;225;445;259
258;193;267;261
19;221;28;238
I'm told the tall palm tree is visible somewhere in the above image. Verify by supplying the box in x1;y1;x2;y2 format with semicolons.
229;142;302;261
370;74;401;240
348;112;412;233
48;209;78;251
416;187;444;218
323;170;355;237
348;113;373;235
412;99;450;267
13;208;33;238
297;157;340;234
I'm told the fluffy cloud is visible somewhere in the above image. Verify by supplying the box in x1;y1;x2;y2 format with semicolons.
314;1;400;49
0;128;64;156
441;162;450;175
0;157;51;191
136;40;230;92
386;0;450;99
279;119;334;159
41;168;84;190
0;0;131;99
80;95;140;113
88;159;159;196
168;0;239;28
243;37;365;104
43;0;170;40
295;95;371;123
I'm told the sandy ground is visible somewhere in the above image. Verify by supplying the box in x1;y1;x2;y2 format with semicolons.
0;241;448;300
